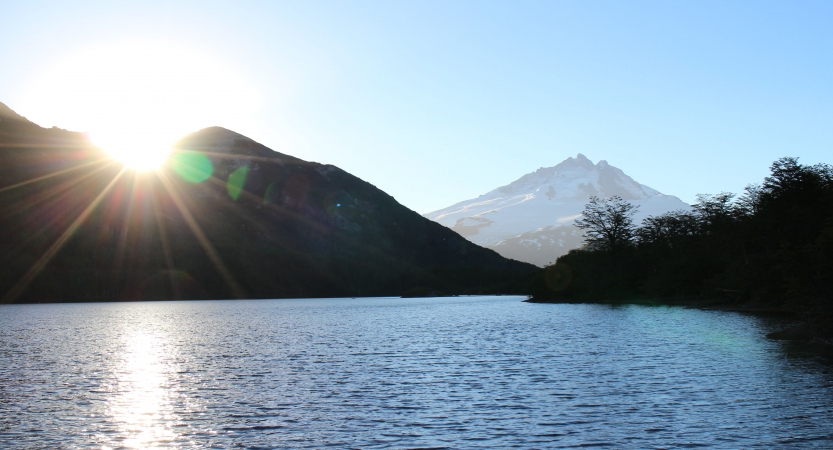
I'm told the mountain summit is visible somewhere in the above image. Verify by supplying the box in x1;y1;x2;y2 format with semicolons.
493;153;661;200
425;154;689;266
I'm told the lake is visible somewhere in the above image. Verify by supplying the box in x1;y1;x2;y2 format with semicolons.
1;296;832;448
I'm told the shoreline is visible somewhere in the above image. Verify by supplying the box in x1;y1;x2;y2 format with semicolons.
523;296;833;353
524;296;795;316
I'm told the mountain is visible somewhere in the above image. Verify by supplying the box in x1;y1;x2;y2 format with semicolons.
0;101;536;302
424;154;690;266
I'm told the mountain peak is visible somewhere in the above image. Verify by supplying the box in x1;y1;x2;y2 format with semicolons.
493;153;648;198
174;126;302;162
175;126;257;148
555;153;596;171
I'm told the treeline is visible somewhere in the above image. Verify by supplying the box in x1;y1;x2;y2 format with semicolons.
530;157;833;338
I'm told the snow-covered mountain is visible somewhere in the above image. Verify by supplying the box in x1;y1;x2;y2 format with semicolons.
424;154;689;267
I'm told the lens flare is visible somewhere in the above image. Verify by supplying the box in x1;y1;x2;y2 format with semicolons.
226;166;249;200
170;151;213;183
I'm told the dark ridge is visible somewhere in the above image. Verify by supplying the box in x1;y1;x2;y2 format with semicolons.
0;101;28;122
0;101;537;303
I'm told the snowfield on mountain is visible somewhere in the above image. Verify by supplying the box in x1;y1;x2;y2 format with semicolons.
425;154;690;266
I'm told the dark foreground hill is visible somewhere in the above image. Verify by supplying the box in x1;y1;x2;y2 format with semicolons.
0;102;536;302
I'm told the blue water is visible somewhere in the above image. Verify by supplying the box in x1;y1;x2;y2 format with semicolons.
1;296;832;448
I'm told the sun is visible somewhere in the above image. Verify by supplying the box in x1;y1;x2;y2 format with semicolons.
89;130;173;171
18;40;258;171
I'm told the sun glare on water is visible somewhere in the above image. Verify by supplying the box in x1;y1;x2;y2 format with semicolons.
19;41;258;171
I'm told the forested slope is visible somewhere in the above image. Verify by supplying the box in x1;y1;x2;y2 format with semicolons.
530;157;833;338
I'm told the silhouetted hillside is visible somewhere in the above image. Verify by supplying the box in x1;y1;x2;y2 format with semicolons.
0;102;536;302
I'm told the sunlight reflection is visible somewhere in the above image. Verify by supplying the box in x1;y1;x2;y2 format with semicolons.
107;331;176;449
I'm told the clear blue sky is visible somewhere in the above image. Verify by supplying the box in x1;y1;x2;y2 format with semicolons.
1;1;831;213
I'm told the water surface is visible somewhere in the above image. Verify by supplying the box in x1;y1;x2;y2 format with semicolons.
1;296;832;448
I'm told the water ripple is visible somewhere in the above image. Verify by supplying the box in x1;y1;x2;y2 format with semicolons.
1;297;832;448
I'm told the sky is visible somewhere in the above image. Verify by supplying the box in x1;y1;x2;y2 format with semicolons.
1;1;831;213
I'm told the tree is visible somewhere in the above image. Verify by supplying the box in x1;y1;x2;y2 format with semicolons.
692;192;736;233
636;210;698;248
574;196;638;251
757;157;833;246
